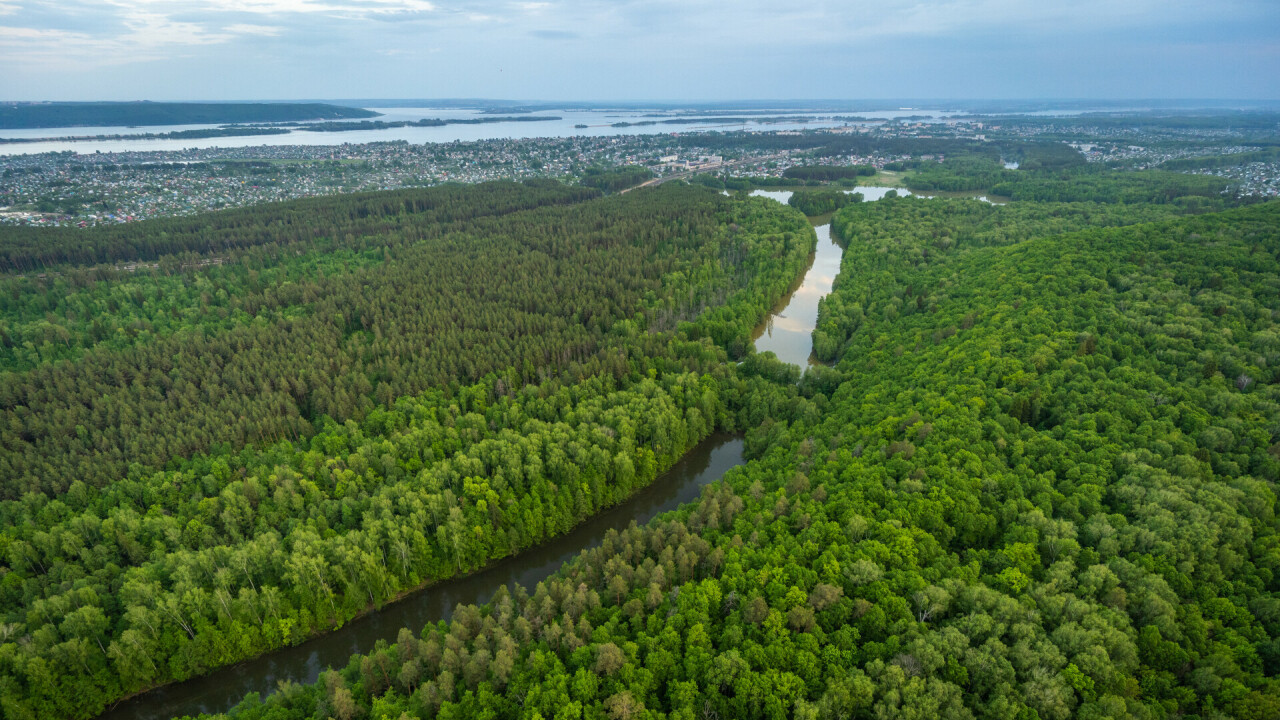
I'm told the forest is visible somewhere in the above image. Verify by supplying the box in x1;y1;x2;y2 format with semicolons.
787;189;861;216
901;154;1234;206
1159;148;1280;172
675;132;993;159
579;167;655;193
2;162;1280;720
782;166;876;182
167;194;1280;720
0;181;816;719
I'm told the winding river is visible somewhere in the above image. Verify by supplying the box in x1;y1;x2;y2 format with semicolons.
97;435;745;720
100;183;893;719
751;222;842;367
749;186;901;367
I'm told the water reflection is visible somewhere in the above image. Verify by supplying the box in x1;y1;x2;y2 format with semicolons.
747;186;908;204
747;186;906;367
97;435;745;720
751;223;840;367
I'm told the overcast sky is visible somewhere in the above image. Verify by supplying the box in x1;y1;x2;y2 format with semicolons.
1;0;1277;101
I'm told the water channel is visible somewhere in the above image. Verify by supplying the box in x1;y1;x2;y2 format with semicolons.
98;435;745;720
748;186;902;367
752;222;842;367
102;184;899;718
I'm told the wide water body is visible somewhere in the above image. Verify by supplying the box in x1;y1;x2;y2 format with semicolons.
0;107;961;156
97;435;745;720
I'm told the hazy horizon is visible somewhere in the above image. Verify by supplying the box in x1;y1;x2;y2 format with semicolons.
5;98;1278;109
2;1;1277;102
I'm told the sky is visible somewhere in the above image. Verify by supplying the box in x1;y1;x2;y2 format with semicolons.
0;0;1277;102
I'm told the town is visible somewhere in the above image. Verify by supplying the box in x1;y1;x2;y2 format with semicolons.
2;115;1277;226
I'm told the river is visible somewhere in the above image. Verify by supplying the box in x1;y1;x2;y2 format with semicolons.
101;181;914;717
96;434;745;720
0;107;966;156
749;186;902;367
752;222;842;367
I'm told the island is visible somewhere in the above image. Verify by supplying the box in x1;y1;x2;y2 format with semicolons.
0;101;379;129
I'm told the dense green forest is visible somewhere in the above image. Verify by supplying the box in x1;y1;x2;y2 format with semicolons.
904;156;1015;192
3;163;1280;720
166;197;1280;720
992;141;1087;172
580;167;655;193
1160;149;1280;172
0;181;816;719
901;154;1234;206
4;182;614;492
0;180;596;270
990;168;1233;205
0;182;817;498
676;133;994;159
811;198;1206;362
783;166;876;182
787;189;861;216
0;102;377;129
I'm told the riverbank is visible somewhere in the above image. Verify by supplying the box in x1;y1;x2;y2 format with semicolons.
747;186;917;368
96;434;746;720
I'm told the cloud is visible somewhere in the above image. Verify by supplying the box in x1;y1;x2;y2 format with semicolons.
0;10;289;68
485;0;1272;48
120;10;234;45
0;0;451;71
530;29;577;39
1;0;1276;99
0;0;447;68
0;24;161;67
0;25;75;40
196;0;436;17
223;22;281;35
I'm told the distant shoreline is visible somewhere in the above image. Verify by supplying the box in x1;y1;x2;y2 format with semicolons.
0;101;379;130
0;116;565;144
